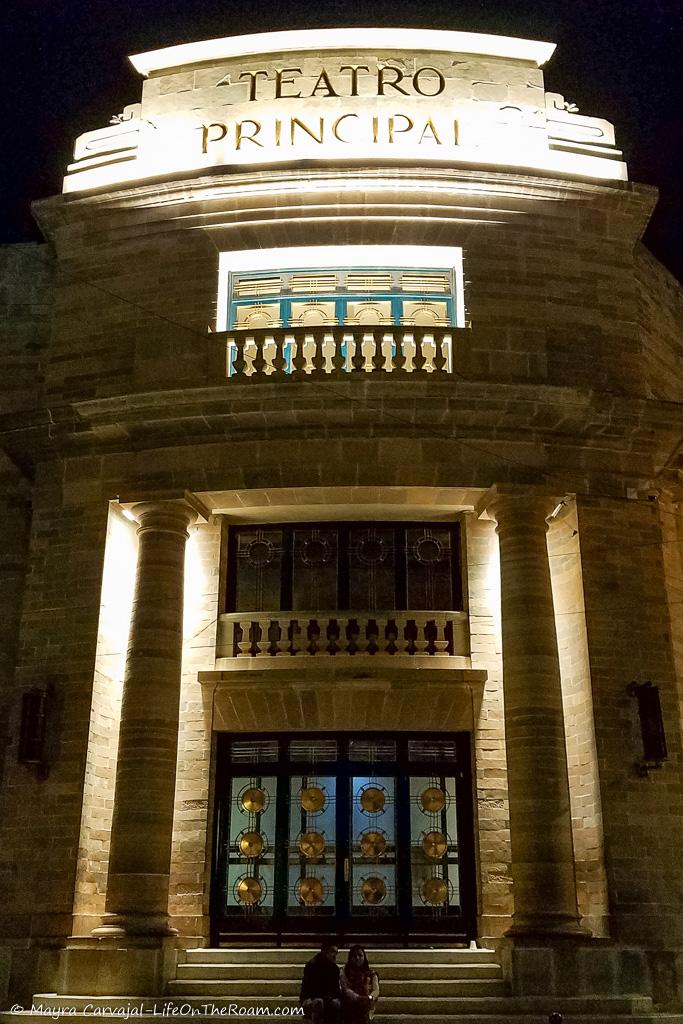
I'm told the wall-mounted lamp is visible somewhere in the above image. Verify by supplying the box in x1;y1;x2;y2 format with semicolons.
18;685;54;779
627;681;667;776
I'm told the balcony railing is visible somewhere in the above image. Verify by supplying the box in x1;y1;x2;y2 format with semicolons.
214;326;456;380
217;610;469;659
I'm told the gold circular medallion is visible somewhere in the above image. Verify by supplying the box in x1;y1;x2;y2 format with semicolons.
298;831;326;858
300;786;326;813
420;786;446;814
360;831;387;858
298;877;324;905
241;787;267;813
238;831;264;858
422;877;449;906
422;831;448;860
361;876;387;905
236;876;263;905
360;786;386;813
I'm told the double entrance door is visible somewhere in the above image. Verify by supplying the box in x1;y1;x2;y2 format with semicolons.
212;732;476;943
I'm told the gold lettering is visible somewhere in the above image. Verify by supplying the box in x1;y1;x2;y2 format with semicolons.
454;119;459;144
412;66;446;96
310;69;339;98
332;113;358;142
339;64;370;96
236;119;263;149
418;119;442;144
291;116;324;144
238;70;269;101
388;114;414;143
199;122;227;154
378;66;409;96
275;118;282;146
372;116;379;143
276;67;302;99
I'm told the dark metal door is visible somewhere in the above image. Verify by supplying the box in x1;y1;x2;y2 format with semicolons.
211;733;476;944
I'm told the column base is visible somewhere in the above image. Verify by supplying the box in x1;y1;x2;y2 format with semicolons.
499;936;653;999
505;914;591;940
92;913;178;938
57;936;178;996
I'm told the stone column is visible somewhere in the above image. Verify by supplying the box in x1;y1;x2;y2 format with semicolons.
488;491;586;937
95;500;196;936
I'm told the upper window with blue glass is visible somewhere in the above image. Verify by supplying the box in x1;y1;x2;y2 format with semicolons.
227;267;458;331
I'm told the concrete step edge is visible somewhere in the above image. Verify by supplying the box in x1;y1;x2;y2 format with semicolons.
29;994;653;1012
3;1014;680;1024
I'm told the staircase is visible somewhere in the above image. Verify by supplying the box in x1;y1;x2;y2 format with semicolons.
8;947;683;1024
165;948;680;1023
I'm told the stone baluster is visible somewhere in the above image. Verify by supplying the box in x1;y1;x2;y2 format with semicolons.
413;615;429;653
312;332;325;374
432;614;449;655
487;490;587;937
93;500;196;937
237;618;252;656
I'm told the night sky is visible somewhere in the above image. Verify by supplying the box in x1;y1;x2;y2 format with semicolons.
3;0;682;282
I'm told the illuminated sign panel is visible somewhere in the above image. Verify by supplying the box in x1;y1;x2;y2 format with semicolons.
63;28;627;193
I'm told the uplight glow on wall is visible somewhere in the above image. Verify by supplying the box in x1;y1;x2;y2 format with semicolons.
63;28;627;193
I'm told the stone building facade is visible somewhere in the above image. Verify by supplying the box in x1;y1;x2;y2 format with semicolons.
1;25;682;1010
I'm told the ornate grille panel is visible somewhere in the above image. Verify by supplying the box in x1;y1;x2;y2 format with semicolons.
228;522;461;613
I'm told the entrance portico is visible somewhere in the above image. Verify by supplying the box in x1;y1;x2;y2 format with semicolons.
61;481;590;989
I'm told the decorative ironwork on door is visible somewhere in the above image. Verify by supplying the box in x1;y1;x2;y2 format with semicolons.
212;733;476;943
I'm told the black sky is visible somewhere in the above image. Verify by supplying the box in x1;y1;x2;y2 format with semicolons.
3;0;682;282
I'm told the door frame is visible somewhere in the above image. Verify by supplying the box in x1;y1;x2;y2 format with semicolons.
210;731;477;945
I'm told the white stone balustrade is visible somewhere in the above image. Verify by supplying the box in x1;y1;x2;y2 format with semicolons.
216;326;456;379
217;610;468;659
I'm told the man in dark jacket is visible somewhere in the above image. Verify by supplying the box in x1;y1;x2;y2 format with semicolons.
300;939;341;1024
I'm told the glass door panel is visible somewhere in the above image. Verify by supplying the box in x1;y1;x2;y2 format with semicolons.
350;775;397;916
409;775;461;915
223;775;277;915
286;774;337;918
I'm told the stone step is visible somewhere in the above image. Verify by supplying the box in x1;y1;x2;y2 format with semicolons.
27;994;656;1016
4;1016;683;1024
182;948;499;966
175;963;503;981
165;974;509;999
166;978;508;998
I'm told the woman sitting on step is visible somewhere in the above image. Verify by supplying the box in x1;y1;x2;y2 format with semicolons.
340;946;380;1024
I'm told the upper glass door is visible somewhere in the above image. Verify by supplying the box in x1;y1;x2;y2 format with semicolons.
227;267;458;332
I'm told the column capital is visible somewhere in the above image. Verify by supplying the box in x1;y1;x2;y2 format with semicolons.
129;499;198;537
477;485;569;524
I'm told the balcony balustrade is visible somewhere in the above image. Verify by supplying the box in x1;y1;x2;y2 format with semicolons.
217;610;469;659
214;326;456;380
